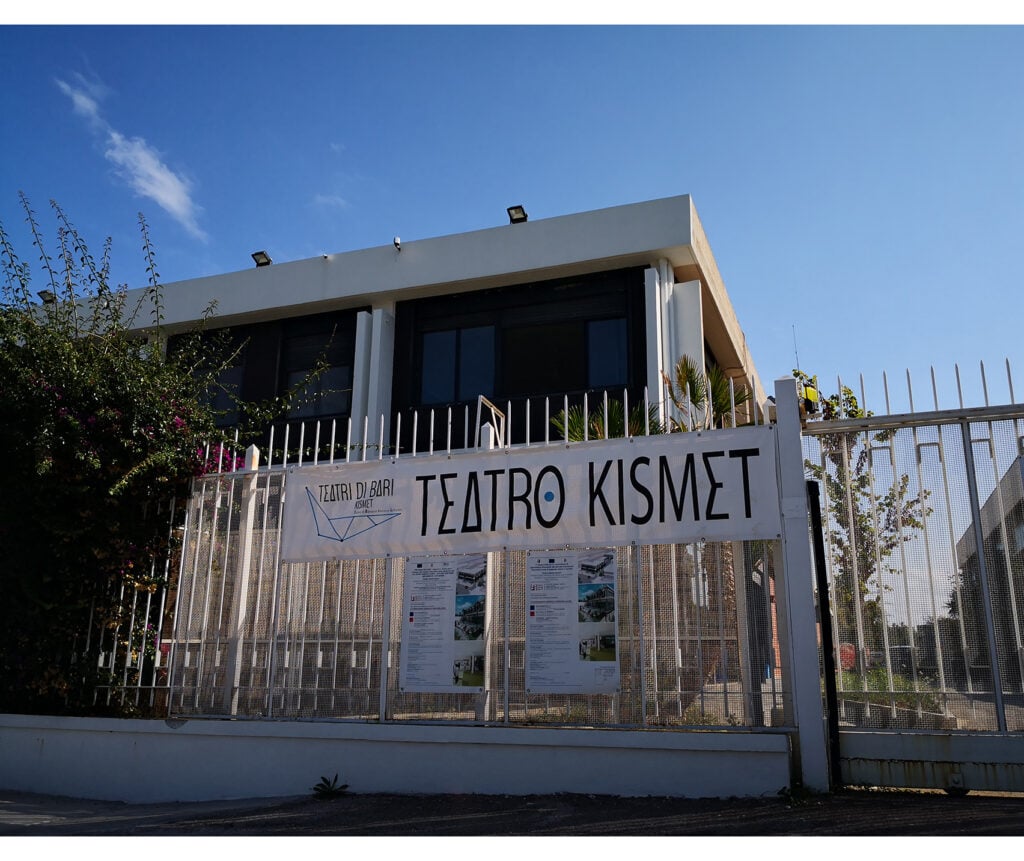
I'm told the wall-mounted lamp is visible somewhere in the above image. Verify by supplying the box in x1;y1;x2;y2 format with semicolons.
506;205;528;224
393;236;401;252
37;290;56;304
251;250;273;267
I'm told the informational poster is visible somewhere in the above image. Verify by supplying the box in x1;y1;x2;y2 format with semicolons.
280;426;781;562
525;549;619;694
399;553;487;693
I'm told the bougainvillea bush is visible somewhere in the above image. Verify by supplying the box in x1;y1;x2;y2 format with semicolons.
0;196;235;715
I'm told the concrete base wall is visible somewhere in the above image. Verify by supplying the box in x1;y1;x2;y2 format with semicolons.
0;714;792;802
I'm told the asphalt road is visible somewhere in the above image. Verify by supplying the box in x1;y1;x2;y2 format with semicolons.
2;787;1024;835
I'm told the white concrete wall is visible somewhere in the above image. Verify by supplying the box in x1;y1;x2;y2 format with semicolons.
0;714;791;802
148;196;697;331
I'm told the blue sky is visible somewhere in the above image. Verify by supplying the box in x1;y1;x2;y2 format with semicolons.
2;23;1023;412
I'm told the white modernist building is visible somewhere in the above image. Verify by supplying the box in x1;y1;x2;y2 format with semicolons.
150;194;764;448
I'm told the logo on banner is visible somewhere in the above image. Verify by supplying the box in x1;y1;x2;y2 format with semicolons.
305;482;401;544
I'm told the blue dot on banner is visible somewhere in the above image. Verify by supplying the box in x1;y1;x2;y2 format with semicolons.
544;491;554;502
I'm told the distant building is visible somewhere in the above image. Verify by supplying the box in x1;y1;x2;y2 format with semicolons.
955;455;1024;691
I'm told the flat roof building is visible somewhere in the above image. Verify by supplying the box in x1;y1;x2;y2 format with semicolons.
142;194;764;450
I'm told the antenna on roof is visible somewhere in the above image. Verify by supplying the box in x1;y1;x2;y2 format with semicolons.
793;324;801;371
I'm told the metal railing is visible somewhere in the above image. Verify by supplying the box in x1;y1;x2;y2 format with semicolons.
164;387;787;730
803;361;1024;734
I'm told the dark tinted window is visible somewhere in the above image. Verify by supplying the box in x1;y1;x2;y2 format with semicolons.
393;267;645;449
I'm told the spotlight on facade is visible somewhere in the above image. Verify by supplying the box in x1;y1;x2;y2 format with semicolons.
506;205;528;224
251;250;273;267
37;290;56;304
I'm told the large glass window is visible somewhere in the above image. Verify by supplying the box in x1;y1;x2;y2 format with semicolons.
283;328;353;420
169;309;362;437
502;321;585;397
393;267;645;448
419;325;495;405
587;318;628;390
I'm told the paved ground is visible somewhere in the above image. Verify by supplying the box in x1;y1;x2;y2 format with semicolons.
2;786;1024;835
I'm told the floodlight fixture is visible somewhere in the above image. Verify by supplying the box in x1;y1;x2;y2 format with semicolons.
251;250;273;267
506;205;528;224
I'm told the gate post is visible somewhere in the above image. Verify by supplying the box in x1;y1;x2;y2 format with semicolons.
773;378;830;791
223;444;260;715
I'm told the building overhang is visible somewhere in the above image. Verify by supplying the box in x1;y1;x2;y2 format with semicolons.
143;195;702;332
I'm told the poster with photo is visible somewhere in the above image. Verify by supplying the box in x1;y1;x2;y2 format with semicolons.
525;549;619;694
399;554;487;693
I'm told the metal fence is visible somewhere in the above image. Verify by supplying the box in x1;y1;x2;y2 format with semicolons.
90;498;179;714
803;362;1024;734
165;391;788;730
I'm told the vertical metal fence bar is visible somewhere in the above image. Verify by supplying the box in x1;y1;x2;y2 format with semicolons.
978;430;1024;691
713;542;729;719
247;471;274;707
694;541;705;715
907;374;949;703
668;542;683;716
263;477;286;720
312;561;329;714
960;419;1008;732
348;560;361;691
503;550;512;724
862;436;900;718
379;557;394;721
646;543;659;720
634;543;647;725
732;540;753;724
366;563;379;714
213;473;240;711
171;484;202;711
838;431;870;693
193;478;225;710
329;559;345;712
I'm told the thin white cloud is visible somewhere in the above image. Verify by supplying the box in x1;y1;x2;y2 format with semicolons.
312;193;348;209
55;77;102;127
105;132;206;241
55;76;206;241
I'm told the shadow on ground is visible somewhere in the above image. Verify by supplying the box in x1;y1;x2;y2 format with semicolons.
3;787;1024;836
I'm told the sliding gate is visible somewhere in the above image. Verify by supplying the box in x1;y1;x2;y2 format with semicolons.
803;365;1024;793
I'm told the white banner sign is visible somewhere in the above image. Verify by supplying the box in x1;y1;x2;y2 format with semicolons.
525;550;620;693
280;426;780;562
399;554;487;693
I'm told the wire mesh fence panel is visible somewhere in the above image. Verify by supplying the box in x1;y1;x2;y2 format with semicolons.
266;558;386;719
